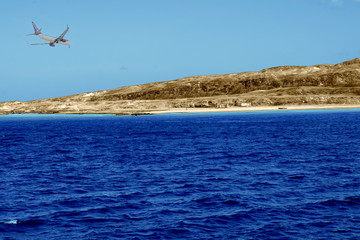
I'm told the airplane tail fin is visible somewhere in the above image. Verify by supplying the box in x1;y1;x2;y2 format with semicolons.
27;22;42;35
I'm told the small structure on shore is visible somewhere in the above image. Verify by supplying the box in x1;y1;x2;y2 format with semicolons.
241;103;251;107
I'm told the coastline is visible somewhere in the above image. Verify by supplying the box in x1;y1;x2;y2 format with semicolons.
1;104;360;116
144;104;360;115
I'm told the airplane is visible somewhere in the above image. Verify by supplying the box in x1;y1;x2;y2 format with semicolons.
27;22;72;47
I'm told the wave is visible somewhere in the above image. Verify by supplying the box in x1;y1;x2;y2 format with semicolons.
1;218;45;227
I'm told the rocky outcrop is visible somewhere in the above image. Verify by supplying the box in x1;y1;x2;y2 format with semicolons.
1;58;360;114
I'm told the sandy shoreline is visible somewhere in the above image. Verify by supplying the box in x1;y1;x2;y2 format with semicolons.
1;104;360;116
144;104;360;115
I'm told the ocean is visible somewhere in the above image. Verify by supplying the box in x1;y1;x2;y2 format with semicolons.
1;109;360;239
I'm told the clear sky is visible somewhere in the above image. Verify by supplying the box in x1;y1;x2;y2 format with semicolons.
1;0;360;101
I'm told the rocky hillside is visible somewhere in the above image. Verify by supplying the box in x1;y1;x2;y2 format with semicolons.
1;58;360;114
86;58;360;101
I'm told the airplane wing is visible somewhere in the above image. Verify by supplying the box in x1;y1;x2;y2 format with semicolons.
54;25;69;43
30;42;56;47
30;42;50;45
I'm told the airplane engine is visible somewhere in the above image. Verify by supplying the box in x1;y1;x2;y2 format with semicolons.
61;39;67;42
50;43;55;47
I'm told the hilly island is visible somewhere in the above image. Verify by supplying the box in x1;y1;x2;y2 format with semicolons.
2;58;360;115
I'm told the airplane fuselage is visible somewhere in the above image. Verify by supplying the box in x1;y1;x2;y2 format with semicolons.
38;34;72;46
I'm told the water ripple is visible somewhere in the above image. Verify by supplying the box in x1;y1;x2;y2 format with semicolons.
1;110;360;239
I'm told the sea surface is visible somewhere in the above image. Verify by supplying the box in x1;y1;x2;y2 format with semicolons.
1;109;360;239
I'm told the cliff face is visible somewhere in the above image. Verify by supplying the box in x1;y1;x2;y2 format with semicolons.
1;58;360;114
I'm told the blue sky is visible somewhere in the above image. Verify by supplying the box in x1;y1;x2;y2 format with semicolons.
1;0;360;101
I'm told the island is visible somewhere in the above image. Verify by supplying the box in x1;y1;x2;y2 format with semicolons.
1;58;360;115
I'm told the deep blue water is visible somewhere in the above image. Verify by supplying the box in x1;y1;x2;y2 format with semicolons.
1;110;360;239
